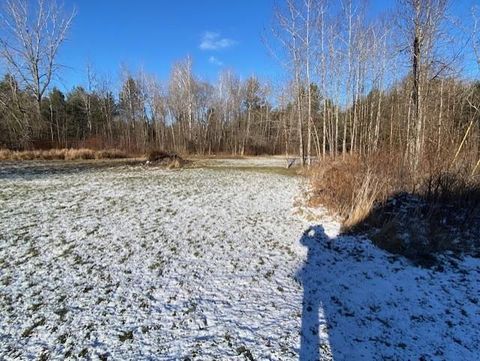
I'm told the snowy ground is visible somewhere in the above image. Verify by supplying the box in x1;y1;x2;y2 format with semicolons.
0;159;479;360
195;156;290;168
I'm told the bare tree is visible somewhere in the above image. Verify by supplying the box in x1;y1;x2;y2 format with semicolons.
143;73;167;150
217;69;241;153
168;56;197;151
272;0;307;166
398;0;448;170
0;0;75;111
0;0;74;146
473;5;480;71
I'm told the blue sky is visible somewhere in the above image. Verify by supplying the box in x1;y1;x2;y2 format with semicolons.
57;0;477;91
58;0;280;89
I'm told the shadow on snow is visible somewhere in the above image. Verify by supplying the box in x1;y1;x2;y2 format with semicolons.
296;225;479;361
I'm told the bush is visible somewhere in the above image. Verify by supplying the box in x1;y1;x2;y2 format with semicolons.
309;152;480;262
309;153;402;226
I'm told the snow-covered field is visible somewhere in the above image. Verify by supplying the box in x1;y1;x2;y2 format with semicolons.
0;159;479;360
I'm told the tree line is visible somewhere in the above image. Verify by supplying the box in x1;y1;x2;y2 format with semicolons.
271;0;480;170
1;0;479;172
0;62;280;155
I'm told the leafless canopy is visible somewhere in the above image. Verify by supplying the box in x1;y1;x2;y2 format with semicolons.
0;0;75;108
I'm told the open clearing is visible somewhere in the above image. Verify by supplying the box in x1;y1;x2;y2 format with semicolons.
1;159;479;360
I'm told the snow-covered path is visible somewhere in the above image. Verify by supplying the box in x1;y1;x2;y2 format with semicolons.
1;160;479;360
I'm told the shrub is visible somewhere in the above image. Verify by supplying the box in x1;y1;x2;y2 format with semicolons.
309;153;401;224
309;152;480;262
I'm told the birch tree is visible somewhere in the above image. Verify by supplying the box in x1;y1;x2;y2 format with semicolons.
272;0;307;166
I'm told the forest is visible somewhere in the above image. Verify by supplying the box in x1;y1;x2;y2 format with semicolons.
0;0;478;170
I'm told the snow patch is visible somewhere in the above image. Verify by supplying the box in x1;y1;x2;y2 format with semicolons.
1;160;479;360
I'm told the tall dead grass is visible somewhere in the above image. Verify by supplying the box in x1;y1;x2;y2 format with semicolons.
310;151;480;226
309;151;480;260
0;148;130;161
309;152;405;227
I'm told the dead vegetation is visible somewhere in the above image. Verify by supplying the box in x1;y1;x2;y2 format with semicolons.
146;150;189;169
309;153;403;226
309;153;480;263
0;148;130;161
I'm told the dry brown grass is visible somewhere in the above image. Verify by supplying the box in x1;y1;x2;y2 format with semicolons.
39;149;66;160
0;148;132;161
344;170;384;229
309;151;480;260
310;152;479;225
309;152;404;227
94;149;128;159
64;148;95;160
167;158;183;169
0;149;13;160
